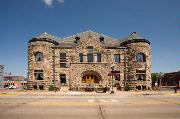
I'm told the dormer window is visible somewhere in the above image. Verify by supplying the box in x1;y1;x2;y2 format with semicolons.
74;37;80;44
87;46;93;52
131;32;137;35
99;37;104;42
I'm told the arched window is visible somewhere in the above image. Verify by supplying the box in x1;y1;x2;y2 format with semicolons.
136;53;146;62
35;52;43;61
34;70;43;80
87;46;93;52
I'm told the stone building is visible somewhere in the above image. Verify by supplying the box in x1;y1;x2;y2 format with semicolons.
28;30;151;90
0;65;4;87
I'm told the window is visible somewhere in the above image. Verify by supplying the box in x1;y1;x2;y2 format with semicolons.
60;63;66;68
136;74;145;81
97;53;101;62
115;74;120;81
60;53;66;62
60;74;66;83
87;53;93;62
136;70;145;81
60;53;66;68
35;52;43;61
34;70;43;80
136;53;146;62
99;37;104;42
74;37;80;44
79;53;83;62
136;70;146;74
87;46;93;52
114;54;120;63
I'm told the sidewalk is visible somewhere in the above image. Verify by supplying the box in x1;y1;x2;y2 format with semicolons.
0;88;180;97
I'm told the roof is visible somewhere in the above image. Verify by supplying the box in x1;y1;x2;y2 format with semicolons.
30;30;150;48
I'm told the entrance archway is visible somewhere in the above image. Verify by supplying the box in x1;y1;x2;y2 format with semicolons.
81;70;102;84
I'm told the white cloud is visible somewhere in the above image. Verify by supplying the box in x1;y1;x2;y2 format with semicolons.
57;0;64;4
42;0;54;6
42;0;64;6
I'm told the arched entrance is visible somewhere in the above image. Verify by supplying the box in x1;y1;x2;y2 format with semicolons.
81;70;102;84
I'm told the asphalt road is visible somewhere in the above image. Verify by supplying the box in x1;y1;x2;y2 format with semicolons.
0;92;179;119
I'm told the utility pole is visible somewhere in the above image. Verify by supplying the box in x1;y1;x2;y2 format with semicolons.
110;65;115;94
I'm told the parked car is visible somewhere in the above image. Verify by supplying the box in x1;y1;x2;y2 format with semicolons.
7;85;17;89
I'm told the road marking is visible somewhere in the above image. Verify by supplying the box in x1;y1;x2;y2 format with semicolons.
0;93;17;96
88;99;95;102
29;102;97;106
67;92;82;95
110;99;118;103
99;100;108;103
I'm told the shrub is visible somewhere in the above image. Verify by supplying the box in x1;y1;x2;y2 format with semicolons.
49;85;55;91
124;85;130;91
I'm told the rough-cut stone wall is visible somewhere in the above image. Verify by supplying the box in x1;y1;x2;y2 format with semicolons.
28;41;55;90
27;33;151;90
126;42;151;89
53;36;127;89
0;65;4;86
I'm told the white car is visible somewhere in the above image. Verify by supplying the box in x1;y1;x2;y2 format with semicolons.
8;85;17;89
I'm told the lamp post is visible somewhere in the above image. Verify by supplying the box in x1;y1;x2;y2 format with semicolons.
110;65;115;94
52;48;56;92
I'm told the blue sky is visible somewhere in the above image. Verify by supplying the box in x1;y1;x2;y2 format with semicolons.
0;0;179;76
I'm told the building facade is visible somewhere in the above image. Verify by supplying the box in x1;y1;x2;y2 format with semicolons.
0;65;4;87
28;30;151;90
161;72;180;87
4;76;27;88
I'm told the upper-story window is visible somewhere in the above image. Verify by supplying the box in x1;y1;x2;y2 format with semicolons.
87;46;93;53
35;52;43;61
136;53;146;62
114;54;120;63
99;37;104;43
97;53;101;62
87;53;93;62
74;37;80;44
60;53;66;68
79;53;83;62
60;53;66;62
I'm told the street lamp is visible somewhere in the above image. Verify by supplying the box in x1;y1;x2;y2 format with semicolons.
110;65;115;94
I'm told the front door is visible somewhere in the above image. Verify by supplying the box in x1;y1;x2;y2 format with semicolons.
82;75;95;84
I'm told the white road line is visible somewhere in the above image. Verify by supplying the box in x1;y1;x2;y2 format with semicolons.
88;99;95;102
99;100;108;103
110;99;118;103
67;92;82;95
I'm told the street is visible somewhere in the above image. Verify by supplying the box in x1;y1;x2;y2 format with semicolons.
0;91;179;119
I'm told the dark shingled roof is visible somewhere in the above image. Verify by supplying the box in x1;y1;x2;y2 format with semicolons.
30;30;150;48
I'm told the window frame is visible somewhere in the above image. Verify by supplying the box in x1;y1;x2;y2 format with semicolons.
60;74;66;84
114;54;120;63
60;63;66;68
87;53;93;62
34;70;43;80
136;53;146;62
35;52;43;62
97;53;101;62
87;46;93;53
60;53;66;62
79;53;83;62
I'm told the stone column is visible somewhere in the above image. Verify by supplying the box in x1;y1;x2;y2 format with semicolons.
84;54;87;62
94;54;97;62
